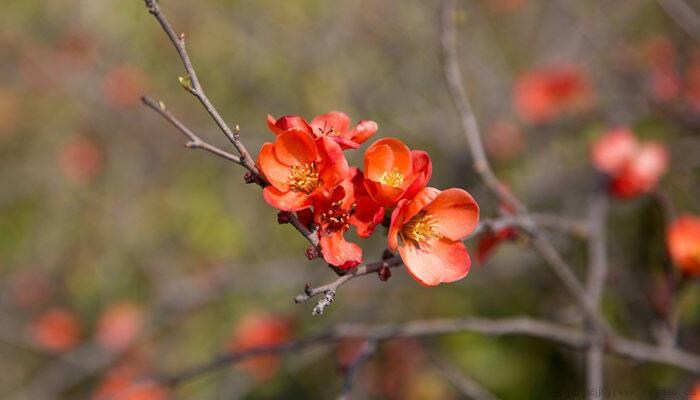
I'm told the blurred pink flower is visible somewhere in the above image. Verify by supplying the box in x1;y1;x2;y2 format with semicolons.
485;120;525;161
226;313;294;382
93;362;168;400
30;308;82;352
514;64;594;124
102;65;146;107
58;137;103;183
96;302;144;351
590;128;669;199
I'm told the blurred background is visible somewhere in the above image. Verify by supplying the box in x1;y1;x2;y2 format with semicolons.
1;0;700;398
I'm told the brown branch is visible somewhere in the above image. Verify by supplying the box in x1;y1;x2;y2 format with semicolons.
154;316;700;388
584;194;609;399
657;0;700;43
431;354;498;400
141;96;242;164
141;1;320;253
439;0;607;332
336;339;378;400
144;0;256;173
295;255;403;315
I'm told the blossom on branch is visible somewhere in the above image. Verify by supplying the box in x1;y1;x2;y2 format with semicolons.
258;129;349;211
389;187;479;286
267;111;377;150
363;138;432;207
590;128;669;198
667;215;700;277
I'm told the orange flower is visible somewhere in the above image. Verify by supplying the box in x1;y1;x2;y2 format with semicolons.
314;181;363;269
30;308;82;351
96;302;144;351
667;215;700;276
58;137;103;184
93;363;168;400
590;128;669;198
388;187;479;286
102;65;146;107
690;381;700;400
267;111;377;149
363;138;432;207
514;64;594;124
348;168;385;238
227;313;293;382
258;129;349;211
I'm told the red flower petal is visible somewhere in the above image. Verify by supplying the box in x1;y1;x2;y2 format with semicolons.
349;120;378;145
350;197;385;238
320;231;363;269
423;188;480;241
274;129;318;166
258;143;290;191
310;111;350;136
263;186;312;211
399;239;471;287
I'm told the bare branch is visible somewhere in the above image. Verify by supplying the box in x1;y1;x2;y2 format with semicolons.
154;316;700;388
584;194;609;399
439;0;607;332
657;0;700;43
141;96;242;164
336;340;378;400
431;354;499;400
295;255;403;314
144;0;257;172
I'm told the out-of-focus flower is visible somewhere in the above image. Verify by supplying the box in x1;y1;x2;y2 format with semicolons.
93;363;168;400
258;129;348;211
485;120;525;162
389;187;479;286
689;382;700;400
644;35;681;102
314;182;363;269
55;30;95;68
667;215;700;276
363;138;432;207
0;87;20;137
514;64;594;124
30;308;82;352
477;226;518;264
267;112;377;150
685;53;700;112
59;137;103;183
484;0;525;12
102;65;145;107
10;271;53;310
227;313;293;382
590;128;669;199
96;302;144;351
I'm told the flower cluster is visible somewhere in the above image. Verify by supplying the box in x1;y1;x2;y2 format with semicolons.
257;112;480;286
590;128;669;198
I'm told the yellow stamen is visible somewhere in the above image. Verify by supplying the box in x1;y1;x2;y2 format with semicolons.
379;167;404;188
320;200;350;231
401;213;441;244
288;162;321;194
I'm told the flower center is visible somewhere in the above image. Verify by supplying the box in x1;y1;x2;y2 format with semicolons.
379;167;404;188
288;162;321;194
320;201;351;231
401;213;441;244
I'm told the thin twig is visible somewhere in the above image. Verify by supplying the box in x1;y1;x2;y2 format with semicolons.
431;354;499;400
141;96;242;164
295;255;403;311
155;316;700;387
336;339;378;400
584;194;609;399
439;0;607;332
144;0;257;173
657;0;700;43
